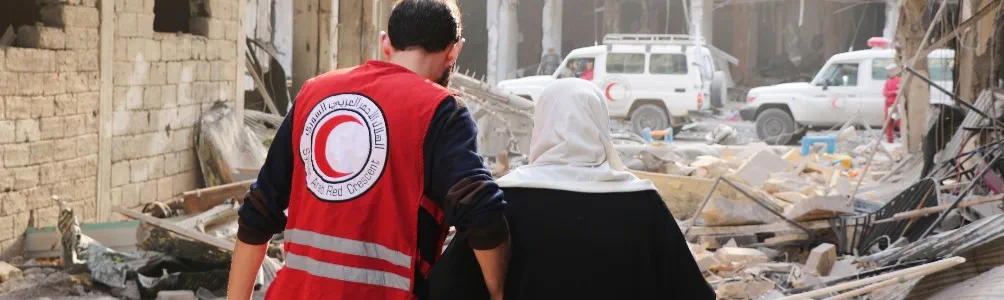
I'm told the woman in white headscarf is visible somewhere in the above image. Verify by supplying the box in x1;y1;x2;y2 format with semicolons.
497;79;714;299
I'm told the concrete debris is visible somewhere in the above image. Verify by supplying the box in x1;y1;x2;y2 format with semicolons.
804;243;837;276
0;261;23;284
783;196;853;221
716;277;774;299
734;150;794;188
689;155;732;179
715;247;769;266
156;290;197;300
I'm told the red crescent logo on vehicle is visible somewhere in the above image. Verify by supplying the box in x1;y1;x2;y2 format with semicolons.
313;115;363;179
605;82;619;102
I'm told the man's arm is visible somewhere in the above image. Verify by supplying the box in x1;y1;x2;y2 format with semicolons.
228;104;296;300
424;97;511;299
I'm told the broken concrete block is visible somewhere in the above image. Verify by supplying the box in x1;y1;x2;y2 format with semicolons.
784;195;853;221
791;274;822;289
692;252;719;273
805;243;837;276
715;247;769;266
823;256;860;280
716;278;774;299
701;196;777;226
734;150;793;187
765;233;809;246
774;191;808;204
689;155;731;179
156;290;196;300
764;174;817;196
0;261;22;283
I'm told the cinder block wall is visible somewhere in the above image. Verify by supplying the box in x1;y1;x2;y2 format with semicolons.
0;1;102;257
0;0;242;258
108;0;239;218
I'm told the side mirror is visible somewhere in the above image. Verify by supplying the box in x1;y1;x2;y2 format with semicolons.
822;79;831;91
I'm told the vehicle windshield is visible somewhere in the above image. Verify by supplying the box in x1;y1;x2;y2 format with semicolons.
812;63;859;86
555;57;597;79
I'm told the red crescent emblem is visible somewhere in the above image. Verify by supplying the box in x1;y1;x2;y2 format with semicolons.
314;115;363;179
605;82;619;102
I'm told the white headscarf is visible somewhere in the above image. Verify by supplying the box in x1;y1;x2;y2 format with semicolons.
497;79;656;193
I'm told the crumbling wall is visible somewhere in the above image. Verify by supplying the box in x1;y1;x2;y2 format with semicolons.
108;0;240;218
0;0;102;258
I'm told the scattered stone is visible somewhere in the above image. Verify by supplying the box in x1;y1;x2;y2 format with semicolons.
689;155;731;178
0;261;23;283
157;290;197;300
774;191;808;204
791;274;822;289
805;243;837;276
735;150;793;187
693;252;720;273
783;195;853;221
715;247;769;266
764;233;809;246
716;277;774;299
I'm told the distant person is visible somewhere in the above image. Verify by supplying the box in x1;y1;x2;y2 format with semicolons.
558;60;578;78
883;64;901;143
580;60;594;81
539;48;561;75
498;79;715;299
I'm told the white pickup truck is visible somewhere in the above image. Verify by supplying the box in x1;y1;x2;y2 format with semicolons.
740;48;955;144
498;34;729;134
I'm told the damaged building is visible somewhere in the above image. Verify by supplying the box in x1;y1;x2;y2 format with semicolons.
0;0;244;258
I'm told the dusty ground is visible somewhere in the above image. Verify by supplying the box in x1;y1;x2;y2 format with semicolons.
0;267;116;300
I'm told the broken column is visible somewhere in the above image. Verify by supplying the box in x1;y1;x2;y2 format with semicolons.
541;0;562;55
487;0;518;84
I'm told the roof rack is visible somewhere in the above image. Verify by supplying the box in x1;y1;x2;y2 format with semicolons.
602;34;707;45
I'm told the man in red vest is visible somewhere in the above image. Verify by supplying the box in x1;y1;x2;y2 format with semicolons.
227;1;511;299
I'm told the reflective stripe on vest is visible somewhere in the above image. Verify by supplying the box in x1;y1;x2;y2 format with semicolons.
285;229;412;268
285;253;411;291
284;229;414;291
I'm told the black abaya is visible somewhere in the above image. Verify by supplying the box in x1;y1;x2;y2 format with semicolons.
502;188;715;300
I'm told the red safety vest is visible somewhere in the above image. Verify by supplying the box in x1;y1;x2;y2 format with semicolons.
266;60;451;299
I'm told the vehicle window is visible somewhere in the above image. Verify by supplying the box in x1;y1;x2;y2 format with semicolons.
872;58;894;80
606;53;645;74
556;57;596;79
649;54;687;75
818;63;859;87
929;58;953;81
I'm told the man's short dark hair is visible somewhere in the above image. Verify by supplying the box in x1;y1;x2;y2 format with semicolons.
388;0;461;53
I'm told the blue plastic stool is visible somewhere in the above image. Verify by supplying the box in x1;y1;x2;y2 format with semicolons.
801;135;837;156
641;128;652;143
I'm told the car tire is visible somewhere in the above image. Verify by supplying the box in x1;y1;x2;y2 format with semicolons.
630;104;671;135
756;108;801;145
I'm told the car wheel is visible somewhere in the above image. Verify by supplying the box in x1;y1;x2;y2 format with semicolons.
630;104;670;135
756;108;800;145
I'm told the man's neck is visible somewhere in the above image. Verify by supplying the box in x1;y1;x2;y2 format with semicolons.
387;51;442;82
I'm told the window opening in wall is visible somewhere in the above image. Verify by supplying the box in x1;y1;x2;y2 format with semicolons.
0;0;41;40
154;0;192;33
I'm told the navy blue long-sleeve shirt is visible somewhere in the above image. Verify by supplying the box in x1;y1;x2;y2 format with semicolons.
237;96;509;251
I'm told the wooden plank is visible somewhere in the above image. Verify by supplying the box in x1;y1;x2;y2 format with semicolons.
873;194;1004;224
24;221;140;258
686;220;834;236
182;179;254;214
113;206;235;251
96;0;115;221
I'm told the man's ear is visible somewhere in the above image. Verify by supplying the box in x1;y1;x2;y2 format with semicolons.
380;31;393;60
446;38;465;67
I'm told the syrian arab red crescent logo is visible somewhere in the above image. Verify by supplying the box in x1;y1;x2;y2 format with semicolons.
602;77;631;102
300;93;388;202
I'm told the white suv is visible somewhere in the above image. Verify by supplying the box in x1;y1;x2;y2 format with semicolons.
497;34;726;134
741;47;955;144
